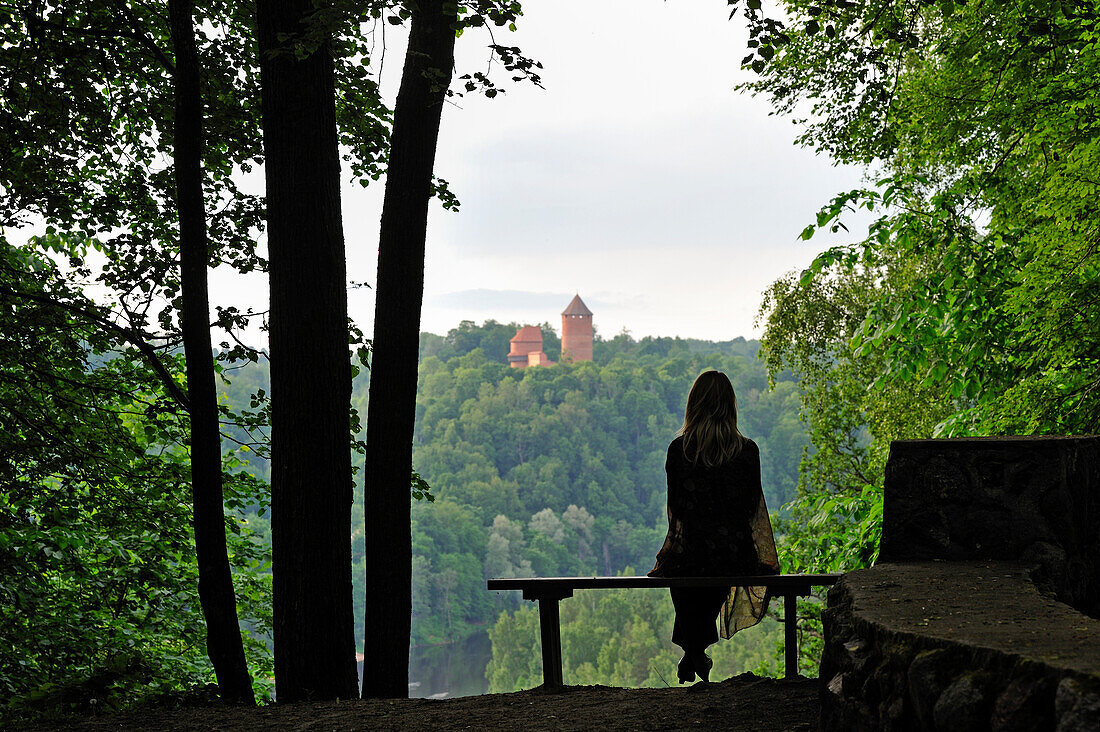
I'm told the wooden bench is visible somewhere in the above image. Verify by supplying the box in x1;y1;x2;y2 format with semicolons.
487;573;842;688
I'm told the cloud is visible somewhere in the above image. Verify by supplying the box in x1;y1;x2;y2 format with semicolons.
322;0;877;342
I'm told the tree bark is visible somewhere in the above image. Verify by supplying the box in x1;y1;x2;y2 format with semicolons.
361;0;456;700
256;0;359;702
167;0;254;705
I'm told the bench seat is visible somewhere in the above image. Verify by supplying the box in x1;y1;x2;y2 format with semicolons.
487;573;841;688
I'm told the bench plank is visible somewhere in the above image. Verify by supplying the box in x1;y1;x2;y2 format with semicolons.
489;573;840;593
487;573;842;688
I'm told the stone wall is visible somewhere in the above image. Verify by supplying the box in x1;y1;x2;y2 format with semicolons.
880;436;1100;615
820;437;1100;731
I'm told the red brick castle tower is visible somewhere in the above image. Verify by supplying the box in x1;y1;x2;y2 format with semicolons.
560;294;593;363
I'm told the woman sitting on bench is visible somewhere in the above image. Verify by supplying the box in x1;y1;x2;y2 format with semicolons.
649;369;780;684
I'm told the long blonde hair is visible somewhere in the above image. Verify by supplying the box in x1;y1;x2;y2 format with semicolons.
680;370;745;466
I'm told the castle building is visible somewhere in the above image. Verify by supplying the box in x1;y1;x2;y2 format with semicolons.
507;325;552;368
560;294;593;363
507;295;594;367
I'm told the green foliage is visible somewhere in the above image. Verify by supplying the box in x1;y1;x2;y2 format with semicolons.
1;272;807;708
486;604;542;691
0;238;272;718
746;0;1100;672
748;0;1100;434
403;321;805;687
211;321;803;679
759;262;950;571
0;0;387;706
413;321;798;521
0;0;547;715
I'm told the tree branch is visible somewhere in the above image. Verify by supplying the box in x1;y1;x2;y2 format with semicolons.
1;284;191;411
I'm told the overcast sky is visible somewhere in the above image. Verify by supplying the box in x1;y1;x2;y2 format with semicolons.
319;0;875;342
13;1;874;344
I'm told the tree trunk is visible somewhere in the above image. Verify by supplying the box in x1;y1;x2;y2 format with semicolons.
361;0;456;700
167;0;254;705
256;0;359;702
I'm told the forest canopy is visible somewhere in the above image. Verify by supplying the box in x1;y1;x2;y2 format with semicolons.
221;322;809;693
404;323;804;660
746;0;1100;574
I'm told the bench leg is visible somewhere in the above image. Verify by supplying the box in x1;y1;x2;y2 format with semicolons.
538;597;564;689
783;592;797;679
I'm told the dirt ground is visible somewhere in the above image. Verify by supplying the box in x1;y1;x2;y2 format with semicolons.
23;674;821;731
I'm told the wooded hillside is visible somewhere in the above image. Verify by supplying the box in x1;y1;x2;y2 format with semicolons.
217;320;806;693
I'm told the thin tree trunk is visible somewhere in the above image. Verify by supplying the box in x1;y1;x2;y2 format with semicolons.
256;0;359;702
361;0;456;700
167;0;254;705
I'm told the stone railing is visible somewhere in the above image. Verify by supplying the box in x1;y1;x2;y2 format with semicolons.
820;437;1100;731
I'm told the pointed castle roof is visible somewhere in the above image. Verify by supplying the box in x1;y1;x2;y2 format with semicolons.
562;294;592;316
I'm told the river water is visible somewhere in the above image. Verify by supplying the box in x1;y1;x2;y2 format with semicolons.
408;631;492;698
